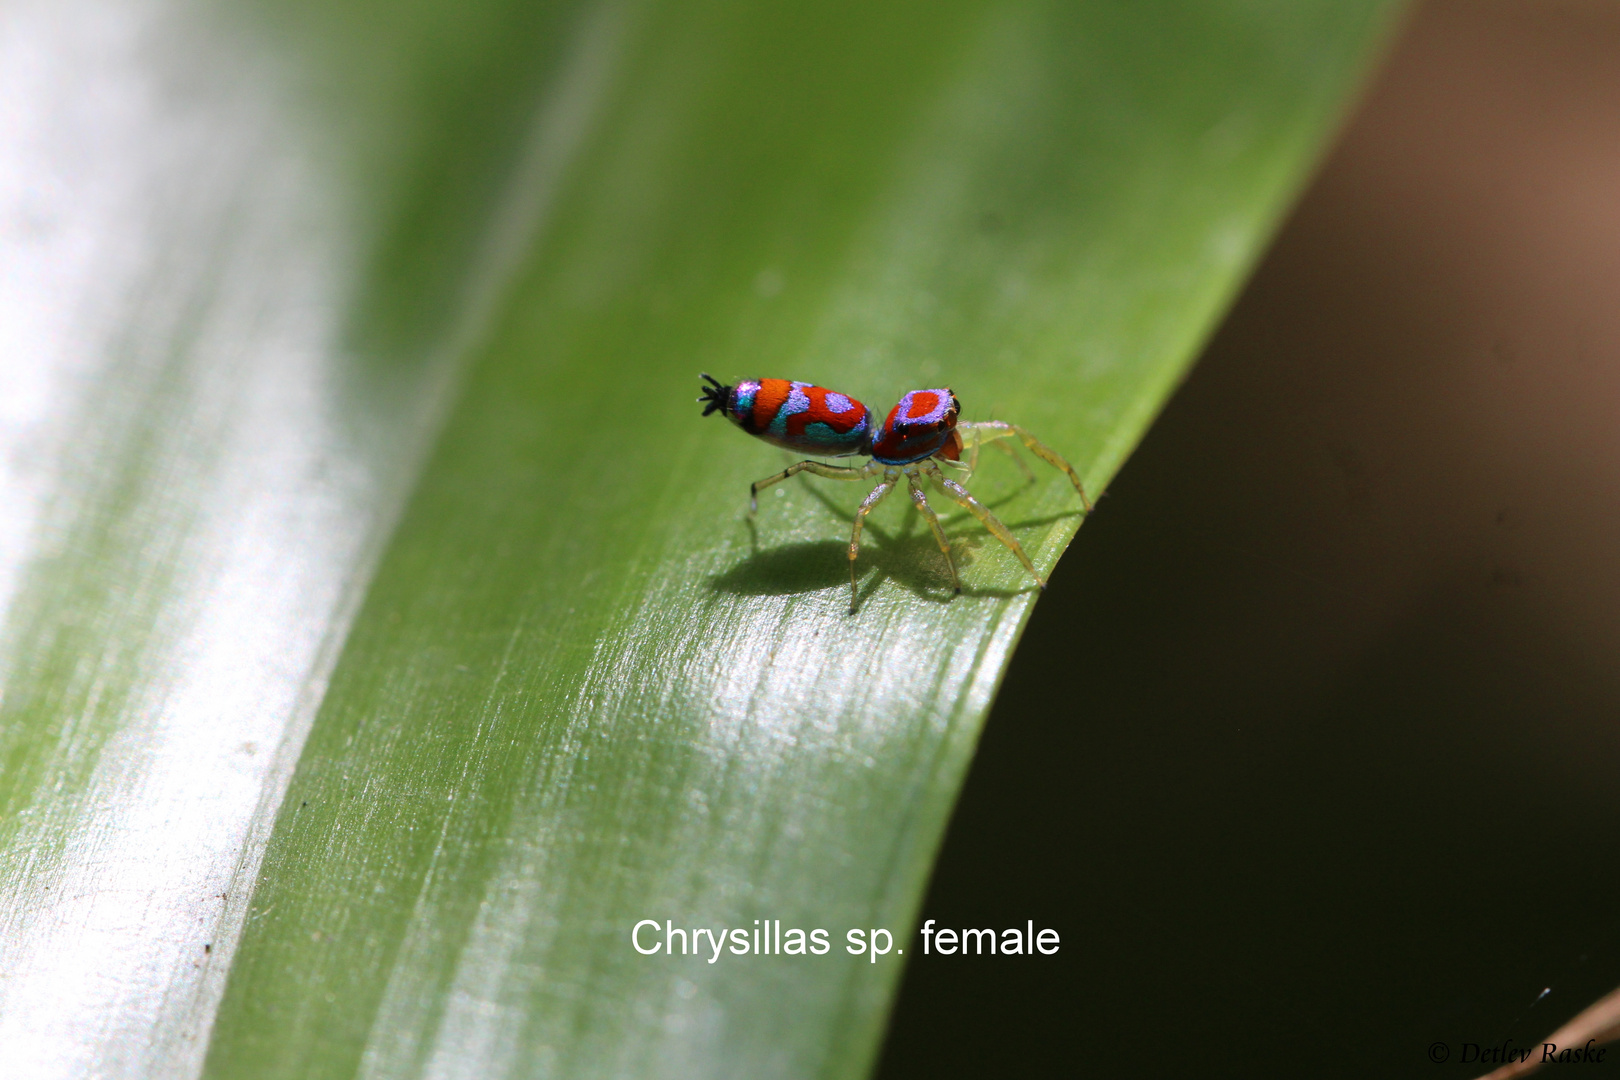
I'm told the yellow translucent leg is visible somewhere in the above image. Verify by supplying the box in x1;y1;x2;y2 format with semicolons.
925;463;1044;590
749;459;870;514
907;474;961;595
848;475;896;613
957;420;1091;511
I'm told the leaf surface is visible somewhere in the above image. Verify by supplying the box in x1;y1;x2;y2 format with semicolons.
0;1;1396;1077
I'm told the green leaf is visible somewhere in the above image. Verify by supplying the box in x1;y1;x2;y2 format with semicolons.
0;0;1395;1077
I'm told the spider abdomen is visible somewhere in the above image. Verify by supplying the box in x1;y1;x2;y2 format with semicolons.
715;377;872;457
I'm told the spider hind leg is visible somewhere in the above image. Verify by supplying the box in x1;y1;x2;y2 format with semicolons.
749;459;871;514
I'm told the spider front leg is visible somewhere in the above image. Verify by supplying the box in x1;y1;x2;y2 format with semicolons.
906;471;961;596
962;427;1034;482
924;462;1044;590
749;459;872;514
847;472;897;614
958;421;1092;511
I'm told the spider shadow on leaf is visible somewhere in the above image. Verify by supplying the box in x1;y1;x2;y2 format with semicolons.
710;466;1078;608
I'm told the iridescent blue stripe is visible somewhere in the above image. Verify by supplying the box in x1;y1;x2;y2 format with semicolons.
730;380;759;428
766;381;813;439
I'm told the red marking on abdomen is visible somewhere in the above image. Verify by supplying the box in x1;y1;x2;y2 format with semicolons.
785;386;865;438
750;379;792;432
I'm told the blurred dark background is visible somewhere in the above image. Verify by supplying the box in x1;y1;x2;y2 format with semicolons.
877;1;1620;1076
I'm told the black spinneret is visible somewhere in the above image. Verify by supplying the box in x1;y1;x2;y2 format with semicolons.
698;373;732;417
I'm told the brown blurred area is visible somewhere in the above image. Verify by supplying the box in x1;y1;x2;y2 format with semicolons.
878;2;1620;1076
